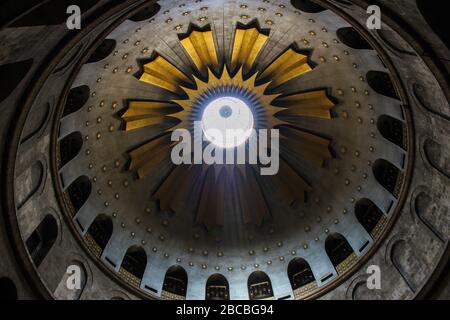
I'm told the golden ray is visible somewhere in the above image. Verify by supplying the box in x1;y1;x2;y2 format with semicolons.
140;55;191;94
274;90;334;119
259;48;312;90
231;27;268;72
180;29;219;74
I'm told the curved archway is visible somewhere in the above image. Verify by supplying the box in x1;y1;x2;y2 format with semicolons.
325;233;356;275
366;71;399;100
205;273;229;300
66;176;92;215
288;258;316;299
59;131;83;167
248;271;274;300
373;159;403;198
377;115;407;150
355;198;386;239
25;214;58;267
161;265;188;300
85;214;113;257
119;246;147;288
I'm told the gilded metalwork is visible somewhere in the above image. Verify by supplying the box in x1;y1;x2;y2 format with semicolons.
118;267;141;287
371;215;388;240
335;252;358;275
139;55;191;94
293;281;318;300
180;28;220;74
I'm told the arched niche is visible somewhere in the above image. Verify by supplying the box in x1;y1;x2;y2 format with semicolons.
205;273;229;300
161;265;188;300
287;258;317;299
119;246;147;288
248;271;274;300
377;115;407;150
424;139;450;178
26;214;58;267
372;159;403;198
355;198;386;239
67;176;92;215
129;3;161;22
85;214;113;257
59;132;83;167
325;233;356;275
366;71;399;100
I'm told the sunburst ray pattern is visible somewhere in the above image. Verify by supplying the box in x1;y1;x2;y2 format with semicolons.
121;23;336;227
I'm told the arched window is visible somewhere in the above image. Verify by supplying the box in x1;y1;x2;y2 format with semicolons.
205;274;229;300
161;265;188;300
291;0;326;13
366;71;399;100
0;277;18;300
67;176;91;215
248;271;274;300
85;214;113;257
336;27;372;49
372;159;403;198
87;39;116;63
26;214;58;267
377;115;407;150
325;233;356;275
63;85;90;117
59;132;83;167
355;199;386;239
119;246;147;287
287;258;316;298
